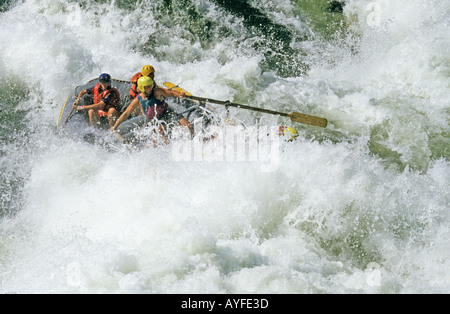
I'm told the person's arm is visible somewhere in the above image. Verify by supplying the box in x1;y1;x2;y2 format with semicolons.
74;87;115;111
72;89;86;107
76;89;87;101
110;98;139;131
155;87;185;99
73;101;104;111
72;88;104;110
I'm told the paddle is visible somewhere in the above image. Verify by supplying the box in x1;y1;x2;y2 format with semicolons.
62;107;76;127
186;95;328;128
163;82;192;96
163;82;327;128
59;93;80;130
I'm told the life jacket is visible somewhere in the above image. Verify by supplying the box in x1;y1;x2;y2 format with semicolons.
129;72;142;100
137;91;167;120
93;83;120;112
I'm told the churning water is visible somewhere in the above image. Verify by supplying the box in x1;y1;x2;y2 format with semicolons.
0;0;448;293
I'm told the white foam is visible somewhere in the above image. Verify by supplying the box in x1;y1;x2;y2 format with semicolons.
0;0;448;293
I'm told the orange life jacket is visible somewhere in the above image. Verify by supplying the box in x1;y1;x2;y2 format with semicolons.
129;72;142;100
93;83;120;111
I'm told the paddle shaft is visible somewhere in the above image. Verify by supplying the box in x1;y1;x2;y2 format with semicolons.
61;107;76;129
187;95;286;116
186;95;327;128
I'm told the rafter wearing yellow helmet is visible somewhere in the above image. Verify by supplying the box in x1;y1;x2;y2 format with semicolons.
141;65;155;77
129;65;156;100
137;76;154;93
112;75;193;141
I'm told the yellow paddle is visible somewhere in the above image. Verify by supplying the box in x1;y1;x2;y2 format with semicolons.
163;82;192;96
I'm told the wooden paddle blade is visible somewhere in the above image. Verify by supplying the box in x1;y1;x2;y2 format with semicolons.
288;112;328;128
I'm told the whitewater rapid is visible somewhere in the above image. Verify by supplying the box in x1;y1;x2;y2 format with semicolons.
0;0;449;293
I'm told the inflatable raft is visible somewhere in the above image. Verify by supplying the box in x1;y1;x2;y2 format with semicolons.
57;78;215;147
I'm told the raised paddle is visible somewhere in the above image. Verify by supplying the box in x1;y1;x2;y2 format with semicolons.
163;82;327;128
186;95;328;128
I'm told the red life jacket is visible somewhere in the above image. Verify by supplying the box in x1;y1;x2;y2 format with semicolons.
129;72;142;100
93;83;120;112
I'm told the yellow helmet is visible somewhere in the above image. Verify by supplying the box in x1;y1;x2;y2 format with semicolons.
283;126;299;141
142;65;155;77
137;76;154;92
